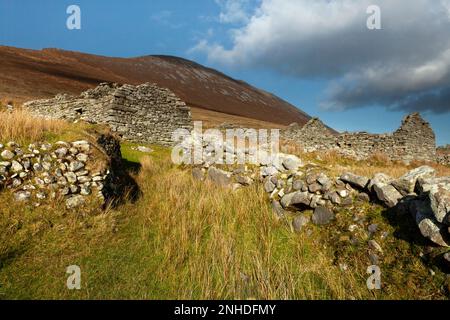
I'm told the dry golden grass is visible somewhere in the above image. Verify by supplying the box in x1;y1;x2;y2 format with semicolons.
126;154;371;299
0;108;68;144
282;140;450;179
0;144;447;299
0;111;448;299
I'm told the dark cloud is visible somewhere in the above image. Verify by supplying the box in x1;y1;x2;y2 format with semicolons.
194;0;450;113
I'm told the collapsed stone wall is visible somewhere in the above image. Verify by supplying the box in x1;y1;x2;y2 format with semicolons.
185;136;450;249
0;133;139;209
24;83;193;146
284;113;437;163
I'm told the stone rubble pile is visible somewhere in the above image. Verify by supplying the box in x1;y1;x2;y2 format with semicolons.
188;138;450;248
437;153;450;166
0;140;108;209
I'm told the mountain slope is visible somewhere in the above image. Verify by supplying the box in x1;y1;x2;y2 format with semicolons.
0;46;311;126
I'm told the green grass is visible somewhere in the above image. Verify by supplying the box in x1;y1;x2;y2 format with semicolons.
0;139;449;300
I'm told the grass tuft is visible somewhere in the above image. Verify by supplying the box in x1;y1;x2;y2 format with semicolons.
0;109;69;145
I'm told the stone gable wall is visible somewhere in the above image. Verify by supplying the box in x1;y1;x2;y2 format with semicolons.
284;113;437;163
24;83;193;146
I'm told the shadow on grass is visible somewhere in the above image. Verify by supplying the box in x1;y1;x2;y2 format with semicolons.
0;248;26;272
381;198;450;274
381;206;429;247
122;158;142;175
96;134;142;207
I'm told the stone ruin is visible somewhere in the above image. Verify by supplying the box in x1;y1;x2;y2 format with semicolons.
24;83;193;146
0;133;138;210
185;136;450;251
283;113;438;163
23;82;446;166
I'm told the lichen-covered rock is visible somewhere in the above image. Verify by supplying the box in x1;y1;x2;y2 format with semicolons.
367;173;392;192
292;214;310;232
11;160;24;173
236;175;252;186
391;166;435;196
0;133;136;210
55;147;68;158
281;154;303;171
340;172;369;190
207;167;232;187
66;195;86;209
292;180;304;191
1;149;15;160
416;177;450;195
69;161;85;172
373;184;403;208
260;166;278;177
312;206;334;225
272;200;286;219
280;191;310;208
329;192;341;205
410;199;449;247
264;179;276;193
357;192;370;202
428;183;450;225
308;183;322;193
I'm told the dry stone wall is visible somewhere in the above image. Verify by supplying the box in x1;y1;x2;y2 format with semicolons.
24;83;193;146
284;113;437;163
0;133;139;209
186;137;450;248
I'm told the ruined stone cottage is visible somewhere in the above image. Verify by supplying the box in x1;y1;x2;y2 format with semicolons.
284;113;437;163
24;83;193;146
23;83;440;164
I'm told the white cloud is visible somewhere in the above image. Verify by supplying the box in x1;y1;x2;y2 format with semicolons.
150;10;184;29
215;0;258;24
194;0;450;113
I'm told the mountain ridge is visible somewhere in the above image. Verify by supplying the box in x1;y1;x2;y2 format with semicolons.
0;45;311;126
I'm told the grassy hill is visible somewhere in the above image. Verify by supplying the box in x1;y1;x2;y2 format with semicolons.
0;110;449;299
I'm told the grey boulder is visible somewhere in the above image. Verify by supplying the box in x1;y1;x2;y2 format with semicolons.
66;195;86;209
340;172;369;190
373;184;403;208
428;183;450;225
207;167;232;187
280;191;310;208
410;200;449;247
312;206;334;225
391;166;435;196
292;214;310;232
0;150;15;160
367;173;392;192
281;154;303;171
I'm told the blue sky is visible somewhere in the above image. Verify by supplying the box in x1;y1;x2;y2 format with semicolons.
1;0;449;145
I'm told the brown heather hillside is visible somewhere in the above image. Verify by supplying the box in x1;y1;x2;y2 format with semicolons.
0;45;311;128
